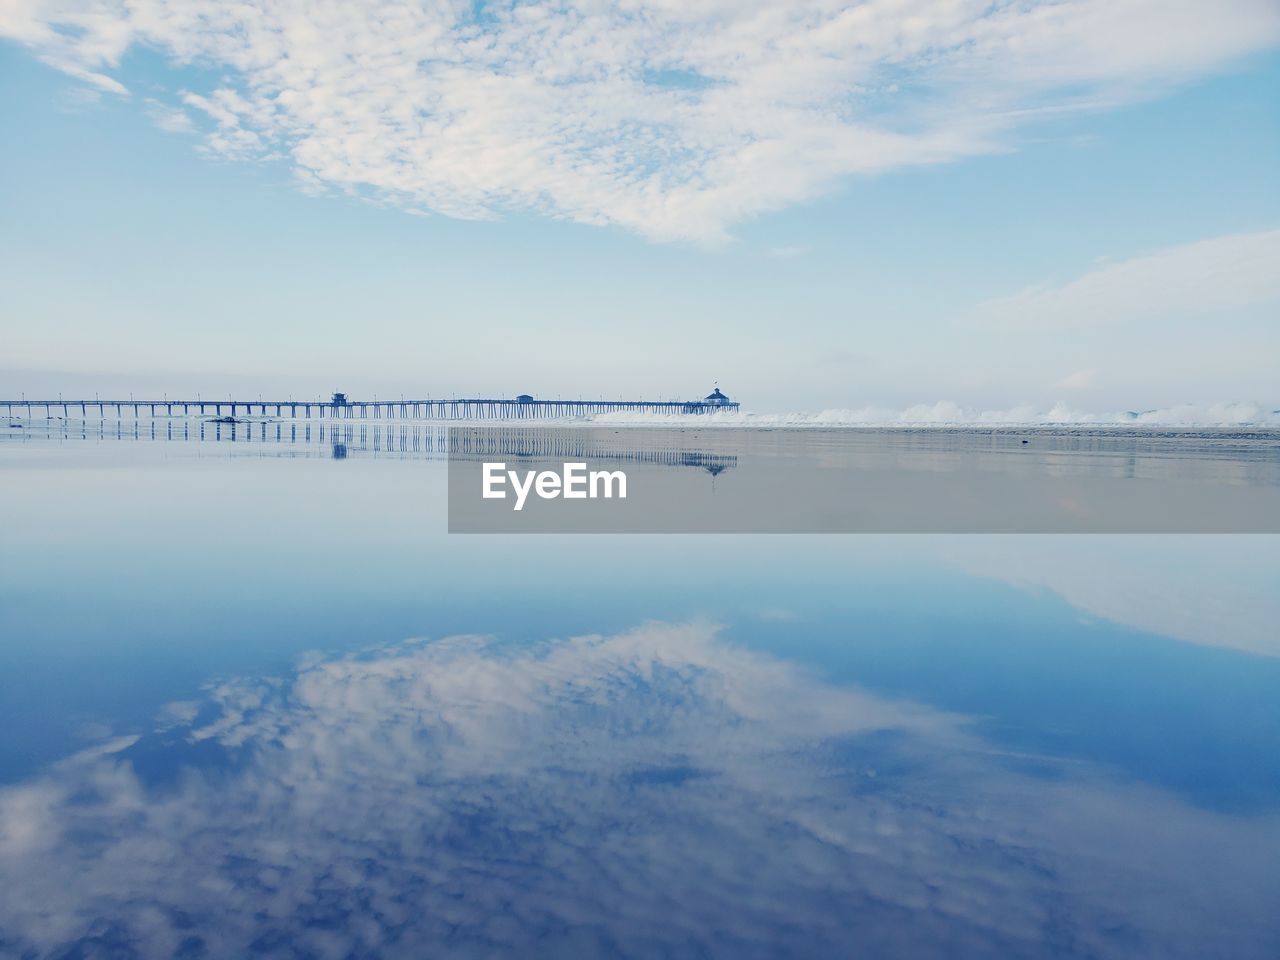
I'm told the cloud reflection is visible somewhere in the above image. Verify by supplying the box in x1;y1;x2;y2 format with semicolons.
1;623;1277;958
945;536;1280;657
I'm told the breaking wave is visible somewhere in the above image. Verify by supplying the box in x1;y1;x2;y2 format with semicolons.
588;401;1280;428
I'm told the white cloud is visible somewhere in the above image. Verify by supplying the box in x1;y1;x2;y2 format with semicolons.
2;1;1279;242
144;98;194;133
1056;368;1097;390
979;229;1280;328
768;245;809;258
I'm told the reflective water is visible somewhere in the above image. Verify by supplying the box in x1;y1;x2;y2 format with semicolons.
1;426;1278;958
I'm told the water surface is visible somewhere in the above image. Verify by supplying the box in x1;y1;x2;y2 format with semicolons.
0;425;1277;958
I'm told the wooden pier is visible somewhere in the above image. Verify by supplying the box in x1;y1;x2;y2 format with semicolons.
2;392;739;421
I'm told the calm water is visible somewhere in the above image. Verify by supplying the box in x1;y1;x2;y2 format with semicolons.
1;424;1278;958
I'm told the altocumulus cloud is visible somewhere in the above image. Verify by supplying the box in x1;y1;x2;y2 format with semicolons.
3;0;1279;242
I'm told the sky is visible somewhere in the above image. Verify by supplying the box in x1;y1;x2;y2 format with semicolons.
1;0;1278;414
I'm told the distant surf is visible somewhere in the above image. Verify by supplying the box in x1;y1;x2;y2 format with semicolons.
587;401;1280;428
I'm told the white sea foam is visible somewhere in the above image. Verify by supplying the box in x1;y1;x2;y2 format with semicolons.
586;401;1280;428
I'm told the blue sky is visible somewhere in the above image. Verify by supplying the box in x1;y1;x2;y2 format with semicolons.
1;1;1278;414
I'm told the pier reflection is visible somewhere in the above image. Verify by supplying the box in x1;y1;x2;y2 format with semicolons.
6;420;1279;531
2;419;740;475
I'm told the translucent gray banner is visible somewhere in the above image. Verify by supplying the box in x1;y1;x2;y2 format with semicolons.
446;426;1280;533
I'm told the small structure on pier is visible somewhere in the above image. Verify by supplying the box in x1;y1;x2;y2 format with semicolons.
332;392;349;406
516;394;535;403
704;386;732;406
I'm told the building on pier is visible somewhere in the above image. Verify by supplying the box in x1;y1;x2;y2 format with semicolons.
704;386;732;406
